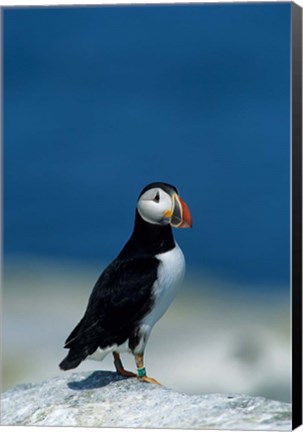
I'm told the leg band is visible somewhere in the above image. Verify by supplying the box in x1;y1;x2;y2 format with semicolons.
137;367;146;377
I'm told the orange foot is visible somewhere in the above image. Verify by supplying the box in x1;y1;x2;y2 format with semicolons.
138;375;162;385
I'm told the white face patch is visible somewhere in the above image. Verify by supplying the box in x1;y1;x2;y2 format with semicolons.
137;188;172;225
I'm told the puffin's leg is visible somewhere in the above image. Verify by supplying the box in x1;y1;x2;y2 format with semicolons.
113;352;137;378
135;353;162;385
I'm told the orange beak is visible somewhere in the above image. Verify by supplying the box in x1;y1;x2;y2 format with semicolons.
170;194;192;228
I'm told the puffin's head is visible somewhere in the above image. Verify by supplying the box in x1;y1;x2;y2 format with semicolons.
137;182;192;228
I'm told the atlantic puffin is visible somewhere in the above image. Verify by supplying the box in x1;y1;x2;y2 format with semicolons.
59;182;192;384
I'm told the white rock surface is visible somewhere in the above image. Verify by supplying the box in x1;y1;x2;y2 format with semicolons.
1;371;291;429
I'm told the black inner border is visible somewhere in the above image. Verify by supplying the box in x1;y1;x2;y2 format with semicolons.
292;2;302;430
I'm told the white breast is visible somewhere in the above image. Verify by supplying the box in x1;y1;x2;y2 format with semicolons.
142;243;185;330
132;244;185;354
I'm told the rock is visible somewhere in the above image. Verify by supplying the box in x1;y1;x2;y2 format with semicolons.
1;371;291;429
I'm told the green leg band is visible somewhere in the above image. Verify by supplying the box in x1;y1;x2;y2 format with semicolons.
137;367;146;377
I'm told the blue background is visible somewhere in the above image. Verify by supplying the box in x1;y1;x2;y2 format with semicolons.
4;3;291;288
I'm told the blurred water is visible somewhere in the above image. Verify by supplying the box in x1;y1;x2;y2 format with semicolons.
2;258;290;402
3;3;291;287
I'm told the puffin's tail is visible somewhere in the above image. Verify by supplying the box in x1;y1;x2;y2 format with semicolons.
59;339;100;371
59;316;100;371
59;352;83;371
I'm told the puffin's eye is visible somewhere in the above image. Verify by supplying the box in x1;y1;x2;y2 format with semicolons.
153;192;160;203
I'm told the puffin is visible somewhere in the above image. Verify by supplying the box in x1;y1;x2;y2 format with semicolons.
59;182;192;384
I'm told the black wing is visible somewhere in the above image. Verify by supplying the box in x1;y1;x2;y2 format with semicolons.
59;255;159;370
